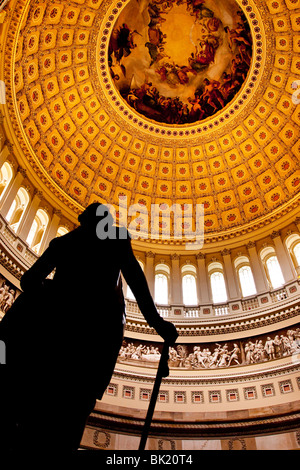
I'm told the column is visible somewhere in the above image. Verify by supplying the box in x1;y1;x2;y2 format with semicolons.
293;218;300;276
295;217;300;233
196;252;210;304
0;143;11;167
247;241;269;293
170;253;182;304
221;249;239;300
16;189;42;242
271;230;295;283
0;167;26;219
145;251;155;297
40;209;61;252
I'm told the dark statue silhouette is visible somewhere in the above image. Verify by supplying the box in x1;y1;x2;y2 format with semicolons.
0;203;178;452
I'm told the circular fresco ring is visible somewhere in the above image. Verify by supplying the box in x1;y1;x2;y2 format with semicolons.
98;0;264;137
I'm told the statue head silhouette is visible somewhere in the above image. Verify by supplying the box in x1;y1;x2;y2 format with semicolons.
78;203;114;231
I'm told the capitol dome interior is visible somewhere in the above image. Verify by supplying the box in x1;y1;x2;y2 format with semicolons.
0;0;300;451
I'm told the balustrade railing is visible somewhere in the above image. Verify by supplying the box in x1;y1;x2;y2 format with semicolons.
270;288;288;302
0;213;38;272
184;308;200;318
157;306;171;318
241;297;259;311
214;305;229;316
125;279;300;322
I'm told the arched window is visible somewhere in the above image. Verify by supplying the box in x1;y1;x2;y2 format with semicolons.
6;187;29;232
285;233;300;274
26;209;49;254
234;256;256;297
0;162;13;200
266;256;285;288
56;226;69;238
260;246;285;289
155;263;169;305
208;261;227;303
126;259;144;301
238;265;257;297
181;264;198;306
126;285;135;301
294;243;300;267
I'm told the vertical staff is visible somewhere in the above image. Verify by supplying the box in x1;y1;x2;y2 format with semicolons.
139;341;170;451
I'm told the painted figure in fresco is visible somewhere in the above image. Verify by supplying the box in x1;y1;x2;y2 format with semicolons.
108;23;142;78
0;203;178;452
155;62;196;86
224;24;252;52
201;78;225;111
109;23;140;62
186;0;214;20
220;72;240;101
195;41;216;66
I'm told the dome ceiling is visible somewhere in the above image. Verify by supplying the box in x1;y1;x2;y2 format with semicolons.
4;0;300;246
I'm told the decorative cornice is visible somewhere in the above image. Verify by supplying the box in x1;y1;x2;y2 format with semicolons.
221;249;232;256
87;406;300;439
17;167;27;178
271;230;281;239
246;241;256;249
113;362;300;386
0;248;24;279
33;188;43;199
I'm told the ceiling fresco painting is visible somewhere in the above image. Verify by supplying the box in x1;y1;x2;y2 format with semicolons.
108;0;253;124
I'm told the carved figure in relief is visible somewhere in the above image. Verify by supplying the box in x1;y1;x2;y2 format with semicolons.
169;346;180;363
252;340;265;362
264;337;276;360
0;283;9;309
218;344;230;367
228;344;240;366
2;289;15;313
209;347;220;368
244;341;255;364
